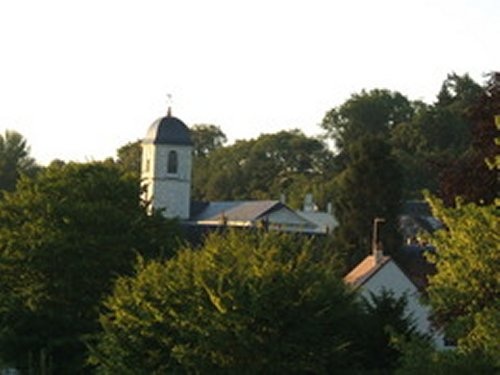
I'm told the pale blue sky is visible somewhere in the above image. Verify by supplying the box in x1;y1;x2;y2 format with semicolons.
0;0;498;164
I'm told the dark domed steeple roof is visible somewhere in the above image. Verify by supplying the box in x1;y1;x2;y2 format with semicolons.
143;110;193;145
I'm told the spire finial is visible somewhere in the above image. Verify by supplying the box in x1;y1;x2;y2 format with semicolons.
166;93;173;117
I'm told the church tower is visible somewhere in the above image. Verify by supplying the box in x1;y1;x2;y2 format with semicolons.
141;107;193;219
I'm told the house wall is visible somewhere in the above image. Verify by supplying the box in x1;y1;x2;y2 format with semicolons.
360;261;446;348
267;208;317;233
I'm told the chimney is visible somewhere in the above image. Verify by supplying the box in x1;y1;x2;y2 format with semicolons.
303;193;315;212
372;218;385;265
280;193;286;204
373;241;384;265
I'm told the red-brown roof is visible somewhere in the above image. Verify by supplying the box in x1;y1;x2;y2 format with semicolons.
344;255;391;288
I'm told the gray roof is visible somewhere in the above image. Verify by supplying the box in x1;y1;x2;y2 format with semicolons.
296;211;338;231
190;200;283;222
400;200;443;233
143;115;193;145
402;200;432;216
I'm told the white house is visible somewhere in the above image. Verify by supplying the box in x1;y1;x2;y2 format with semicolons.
344;239;446;348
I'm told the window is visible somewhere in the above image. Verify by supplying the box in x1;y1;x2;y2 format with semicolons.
167;150;178;174
145;159;150;172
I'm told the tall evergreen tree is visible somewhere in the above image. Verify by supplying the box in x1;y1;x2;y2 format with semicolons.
332;135;403;267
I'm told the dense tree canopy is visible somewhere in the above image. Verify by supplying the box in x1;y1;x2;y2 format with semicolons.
91;231;359;373
320;74;484;199
0;162;179;372
0;130;38;193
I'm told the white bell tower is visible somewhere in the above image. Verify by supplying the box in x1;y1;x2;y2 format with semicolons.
141;106;193;219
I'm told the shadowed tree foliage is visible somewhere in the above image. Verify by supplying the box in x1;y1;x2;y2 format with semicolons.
438;71;499;206
432;73;482;156
396;335;497;375
0;161;180;373
389;102;439;197
0;130;39;193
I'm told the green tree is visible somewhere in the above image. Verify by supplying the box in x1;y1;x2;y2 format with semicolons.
321;89;413;159
424;194;499;364
355;290;422;372
436;72;483;108
390;73;483;198
0;130;38;192
191;123;227;158
390;108;439;197
193;130;337;208
192;138;253;201
91;230;364;374
116;139;142;180
0;162;180;373
332;135;403;266
396;336;496;375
